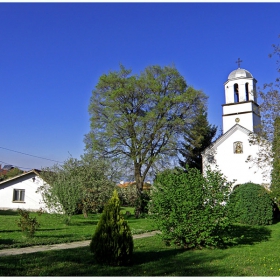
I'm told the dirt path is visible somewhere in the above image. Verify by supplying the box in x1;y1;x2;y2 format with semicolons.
0;231;161;257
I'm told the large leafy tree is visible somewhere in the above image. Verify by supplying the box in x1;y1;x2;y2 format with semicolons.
84;65;207;216
179;108;217;172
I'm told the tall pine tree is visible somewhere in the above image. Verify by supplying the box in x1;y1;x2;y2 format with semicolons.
271;116;280;206
179;109;217;172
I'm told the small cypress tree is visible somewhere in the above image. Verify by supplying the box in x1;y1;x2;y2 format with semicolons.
90;189;133;266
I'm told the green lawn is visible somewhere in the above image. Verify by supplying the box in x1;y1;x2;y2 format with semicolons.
1;209;280;276
0;208;156;249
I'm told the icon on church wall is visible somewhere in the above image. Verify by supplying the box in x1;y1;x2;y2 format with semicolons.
234;141;243;154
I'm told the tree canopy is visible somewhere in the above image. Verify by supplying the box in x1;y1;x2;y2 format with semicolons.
84;65;207;216
0;167;23;182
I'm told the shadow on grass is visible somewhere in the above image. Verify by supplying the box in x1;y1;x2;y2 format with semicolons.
70;221;98;226
0;242;230;276
224;223;272;246
0;210;18;216
0;229;22;233
0;239;14;245
34;234;79;239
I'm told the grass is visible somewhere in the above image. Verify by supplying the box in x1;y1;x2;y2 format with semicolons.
0;208;156;249
1;209;280;276
0;222;280;276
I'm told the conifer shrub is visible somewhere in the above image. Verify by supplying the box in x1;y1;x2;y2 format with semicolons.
227;183;274;226
90;189;133;266
149;168;232;249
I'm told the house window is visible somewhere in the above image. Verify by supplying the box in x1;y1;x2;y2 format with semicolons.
13;189;25;202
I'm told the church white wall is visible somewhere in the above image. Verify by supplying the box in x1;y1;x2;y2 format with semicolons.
223;114;254;133
203;129;271;189
0;174;49;212
223;102;253;114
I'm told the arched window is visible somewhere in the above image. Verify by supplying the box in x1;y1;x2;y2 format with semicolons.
234;83;239;103
245;83;249;101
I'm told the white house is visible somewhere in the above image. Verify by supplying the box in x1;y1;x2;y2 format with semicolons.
202;65;271;188
0;169;50;212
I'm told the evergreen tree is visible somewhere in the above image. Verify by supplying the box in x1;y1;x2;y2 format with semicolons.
179;108;217;172
90;190;133;266
271;117;280;206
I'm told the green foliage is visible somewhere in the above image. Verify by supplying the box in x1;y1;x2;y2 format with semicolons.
227;183;274;226
17;209;40;238
90;190;134;266
271;117;280;206
40;154;115;223
117;185;138;207
134;191;150;217
149;168;232;249
0;168;24;182
85;64;207;216
179;108;217;172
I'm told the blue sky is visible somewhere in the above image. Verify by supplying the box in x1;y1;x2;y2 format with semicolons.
1;2;280;170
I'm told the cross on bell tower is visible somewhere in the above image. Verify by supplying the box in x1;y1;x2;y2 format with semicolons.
236;58;242;68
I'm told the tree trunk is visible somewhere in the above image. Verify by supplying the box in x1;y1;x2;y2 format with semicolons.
134;163;144;218
82;207;88;218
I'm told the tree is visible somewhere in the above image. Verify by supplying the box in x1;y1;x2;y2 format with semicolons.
0;167;24;182
90;189;133;266
271;117;280;205
246;36;280;178
84;65;207;217
149;167;232;249
39;154;115;223
179;107;217;172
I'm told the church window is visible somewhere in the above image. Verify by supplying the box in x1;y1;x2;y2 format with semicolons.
245;83;249;101
234;83;239;103
233;141;243;154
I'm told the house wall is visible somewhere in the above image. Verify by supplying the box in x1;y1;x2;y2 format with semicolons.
0;173;48;212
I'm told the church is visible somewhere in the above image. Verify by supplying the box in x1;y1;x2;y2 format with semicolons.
202;60;271;189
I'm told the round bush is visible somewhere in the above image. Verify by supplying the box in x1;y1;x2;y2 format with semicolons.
90;190;133;266
149;168;232;249
227;183;274;226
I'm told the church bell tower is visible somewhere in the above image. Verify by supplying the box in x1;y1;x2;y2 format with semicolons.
222;59;261;134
